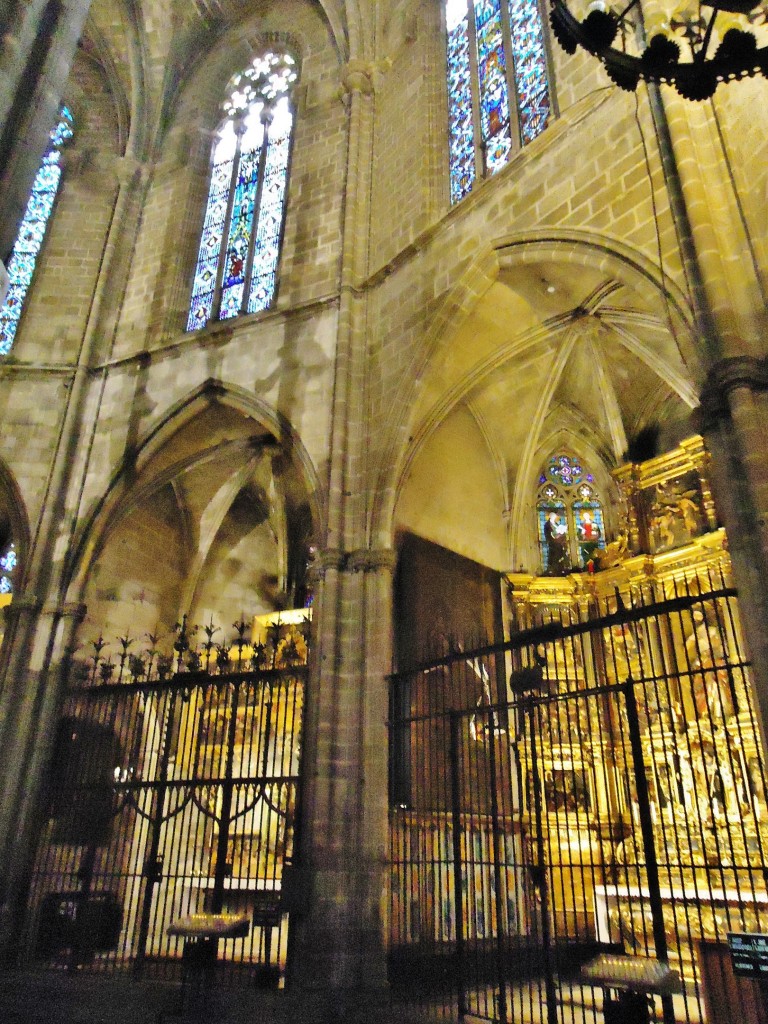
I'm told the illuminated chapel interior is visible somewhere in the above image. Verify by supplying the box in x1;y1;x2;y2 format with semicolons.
2;2;768;1024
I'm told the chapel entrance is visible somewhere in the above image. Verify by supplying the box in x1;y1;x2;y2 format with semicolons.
21;611;309;985
389;569;768;1023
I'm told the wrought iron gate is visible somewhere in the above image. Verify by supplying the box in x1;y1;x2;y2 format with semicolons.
22;616;308;983
389;571;768;1023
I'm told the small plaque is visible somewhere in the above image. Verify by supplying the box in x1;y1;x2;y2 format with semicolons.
728;932;768;978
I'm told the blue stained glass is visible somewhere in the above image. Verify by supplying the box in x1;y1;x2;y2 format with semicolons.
187;127;236;331
0;109;73;355
473;0;512;172
538;501;569;574
0;543;16;594
507;0;552;144
248;99;292;314
444;0;551;199
188;53;296;328
219;120;264;320
447;10;475;203
548;453;582;488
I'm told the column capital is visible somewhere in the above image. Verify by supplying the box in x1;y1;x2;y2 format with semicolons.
308;547;397;580
698;355;768;426
346;548;397;574
307;548;346;582
339;59;390;99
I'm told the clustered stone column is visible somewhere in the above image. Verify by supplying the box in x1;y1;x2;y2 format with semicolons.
646;85;768;758
285;57;399;1021
0;0;94;260
698;356;768;756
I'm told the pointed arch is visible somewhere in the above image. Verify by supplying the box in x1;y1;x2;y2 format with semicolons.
63;380;324;605
374;231;701;552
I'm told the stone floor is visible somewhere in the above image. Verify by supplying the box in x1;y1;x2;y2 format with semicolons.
0;969;438;1024
0;968;705;1023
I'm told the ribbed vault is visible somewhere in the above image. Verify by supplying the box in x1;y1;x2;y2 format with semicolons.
394;253;699;572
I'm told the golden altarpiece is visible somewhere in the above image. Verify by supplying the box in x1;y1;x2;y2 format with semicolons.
506;436;768;987
389;437;768;1024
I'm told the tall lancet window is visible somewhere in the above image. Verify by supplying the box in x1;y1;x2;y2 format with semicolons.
0;107;74;355
187;52;298;332
444;0;553;204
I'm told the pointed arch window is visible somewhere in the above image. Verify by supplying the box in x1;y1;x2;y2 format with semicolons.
444;0;553;204
0;107;74;355
187;52;298;332
536;453;605;574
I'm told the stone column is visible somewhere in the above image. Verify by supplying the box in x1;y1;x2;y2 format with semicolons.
284;56;391;1018
647;87;768;756
290;545;397;1021
698;356;768;757
0;599;85;959
0;0;94;260
0;153;141;960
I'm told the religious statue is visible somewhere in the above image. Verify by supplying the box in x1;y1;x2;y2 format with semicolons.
685;606;735;724
594;531;628;571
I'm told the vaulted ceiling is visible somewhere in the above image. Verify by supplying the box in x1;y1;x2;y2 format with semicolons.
394;255;700;571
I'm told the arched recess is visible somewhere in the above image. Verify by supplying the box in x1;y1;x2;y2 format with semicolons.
386;232;701;583
64;381;322;648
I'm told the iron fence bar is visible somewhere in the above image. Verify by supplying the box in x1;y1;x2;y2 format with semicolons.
134;689;177;976
449;711;467;1020
486;707;508;1024
65;665;309;699
211;680;240;915
623;677;675;1024
391;587;739;680
524;696;558;1024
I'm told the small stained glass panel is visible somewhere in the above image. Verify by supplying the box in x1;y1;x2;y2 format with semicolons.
219;116;264;321
573;500;605;567
507;0;552;145
0;543;16;594
473;0;512;172
0;108;73;355
187;125;237;331
247;98;292;315
446;5;476;204
548;454;583;489
538;502;570;574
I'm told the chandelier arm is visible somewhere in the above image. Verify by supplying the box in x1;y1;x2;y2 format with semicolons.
696;7;720;60
616;0;643;22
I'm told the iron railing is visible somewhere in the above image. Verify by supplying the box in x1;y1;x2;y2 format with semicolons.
389;570;768;1023
22;614;309;985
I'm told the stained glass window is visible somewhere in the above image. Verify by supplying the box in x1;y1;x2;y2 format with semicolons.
187;53;297;332
446;0;477;202
444;0;552;203
0;108;74;355
537;453;605;573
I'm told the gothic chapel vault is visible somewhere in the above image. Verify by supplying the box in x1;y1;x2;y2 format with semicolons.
2;1;768;1022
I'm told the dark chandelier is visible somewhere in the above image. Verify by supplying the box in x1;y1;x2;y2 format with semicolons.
550;0;768;99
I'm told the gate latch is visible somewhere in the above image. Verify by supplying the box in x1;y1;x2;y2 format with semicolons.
143;856;163;883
